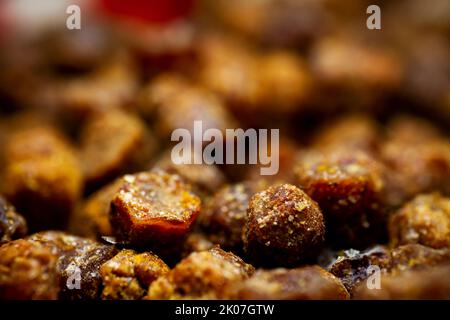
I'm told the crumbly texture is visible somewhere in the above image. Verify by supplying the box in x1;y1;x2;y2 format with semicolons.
80;110;156;189
100;249;169;300
295;148;386;248
389;193;450;249
2;126;82;231
244;184;325;266
109;170;201;253
200;180;268;251
146;247;254;299
227;266;349;300
27;231;118;300
0;239;60;300
0;195;27;245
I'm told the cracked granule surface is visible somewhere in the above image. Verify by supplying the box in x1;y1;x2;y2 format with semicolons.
109;170;201;250
146;246;254;299
100;249;169;300
227;266;349;300
0;239;59;300
244;183;325;267
389;194;450;249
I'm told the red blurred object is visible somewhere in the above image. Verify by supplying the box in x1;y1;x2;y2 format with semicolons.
97;0;196;25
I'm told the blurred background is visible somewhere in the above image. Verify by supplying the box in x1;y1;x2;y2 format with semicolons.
0;0;450;186
0;0;448;127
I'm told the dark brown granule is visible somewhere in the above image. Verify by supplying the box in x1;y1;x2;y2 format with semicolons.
146;246;254;299
27;231;118;300
0;195;27;245
199;180;268;251
244;183;325;266
0;239;60;300
226;266;349;300
2;126;82;231
109;169;201;253
389;194;450;249
79;110;157;189
295;148;386;248
100;249;169;300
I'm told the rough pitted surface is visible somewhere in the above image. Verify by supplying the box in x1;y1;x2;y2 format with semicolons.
0;239;59;300
389;193;450;249
146;246;254;299
100;249;169;300
244;183;325;266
